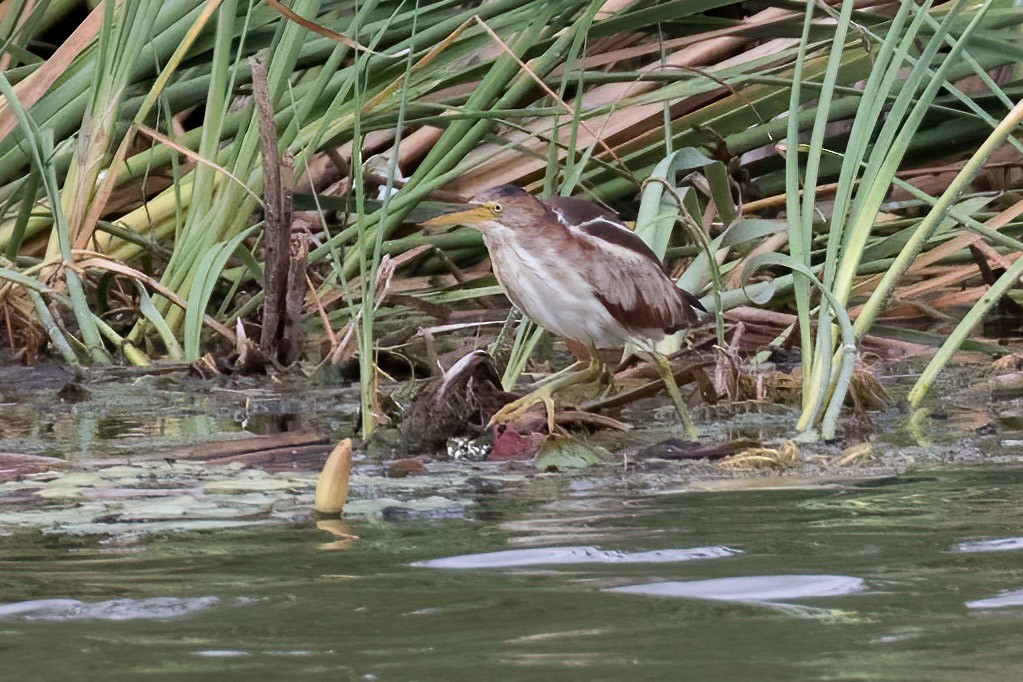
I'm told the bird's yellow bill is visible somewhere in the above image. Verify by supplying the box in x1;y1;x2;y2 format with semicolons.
421;205;490;233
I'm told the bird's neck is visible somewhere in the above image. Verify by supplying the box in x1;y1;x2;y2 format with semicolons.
479;226;515;252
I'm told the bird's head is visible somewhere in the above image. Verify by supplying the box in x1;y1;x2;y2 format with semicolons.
421;185;547;234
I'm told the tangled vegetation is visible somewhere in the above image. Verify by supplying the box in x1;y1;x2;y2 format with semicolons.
0;0;1022;441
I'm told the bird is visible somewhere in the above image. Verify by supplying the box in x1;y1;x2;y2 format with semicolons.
422;184;704;434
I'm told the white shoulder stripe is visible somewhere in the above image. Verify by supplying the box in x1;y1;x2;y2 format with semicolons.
575;216;631;232
552;207;630;234
552;207;568;227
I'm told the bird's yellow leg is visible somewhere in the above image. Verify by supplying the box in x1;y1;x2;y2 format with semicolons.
595;360;618;397
646;351;698;440
489;355;604;432
526;360;588;389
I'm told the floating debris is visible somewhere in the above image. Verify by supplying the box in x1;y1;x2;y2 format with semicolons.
533;437;612;472
0;452;67;478
0;456;525;537
836;443;874;467
633;438;761;461
720;441;800;470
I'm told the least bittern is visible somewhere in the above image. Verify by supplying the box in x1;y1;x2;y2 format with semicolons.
422;185;704;433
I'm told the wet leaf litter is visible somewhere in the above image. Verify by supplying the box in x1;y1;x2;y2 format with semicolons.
4;362;1019;542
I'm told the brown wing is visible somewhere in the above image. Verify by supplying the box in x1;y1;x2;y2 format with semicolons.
591;267;701;335
547;195;704;333
574;225;702;334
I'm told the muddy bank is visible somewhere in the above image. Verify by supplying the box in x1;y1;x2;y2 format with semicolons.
2;360;1023;540
0;361;360;459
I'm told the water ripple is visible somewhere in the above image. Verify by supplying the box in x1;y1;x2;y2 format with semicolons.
951;537;1023;553
607;574;866;603
412;545;739;569
966;589;1023;609
0;596;220;621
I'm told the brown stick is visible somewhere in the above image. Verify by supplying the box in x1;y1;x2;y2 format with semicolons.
85;431;330;464
282;229;308;364
251;57;293;359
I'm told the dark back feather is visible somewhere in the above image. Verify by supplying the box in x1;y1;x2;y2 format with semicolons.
545;195;619;223
546;196;667;270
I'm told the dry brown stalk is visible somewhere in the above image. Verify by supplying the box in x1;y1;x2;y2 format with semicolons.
76;255;236;343
451;7;794;194
0;2;105;145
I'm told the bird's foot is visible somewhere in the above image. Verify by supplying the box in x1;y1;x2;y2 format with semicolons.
594;363;619;399
526;361;587;390
488;386;558;433
490;358;606;434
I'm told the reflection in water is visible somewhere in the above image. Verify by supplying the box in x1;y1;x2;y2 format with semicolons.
0;596;221;621
952;537;1023;553
412;545;739;568
1;378;356;458
606;574;866;603
966;589;1023;609
315;519;359;551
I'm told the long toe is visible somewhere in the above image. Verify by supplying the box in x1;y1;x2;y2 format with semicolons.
488;395;541;428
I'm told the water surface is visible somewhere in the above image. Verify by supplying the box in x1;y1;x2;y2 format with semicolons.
3;468;1023;680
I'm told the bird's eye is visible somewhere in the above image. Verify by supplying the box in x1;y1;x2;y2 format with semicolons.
492;203;502;213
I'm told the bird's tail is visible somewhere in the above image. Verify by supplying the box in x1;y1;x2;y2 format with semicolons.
680;289;707;313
